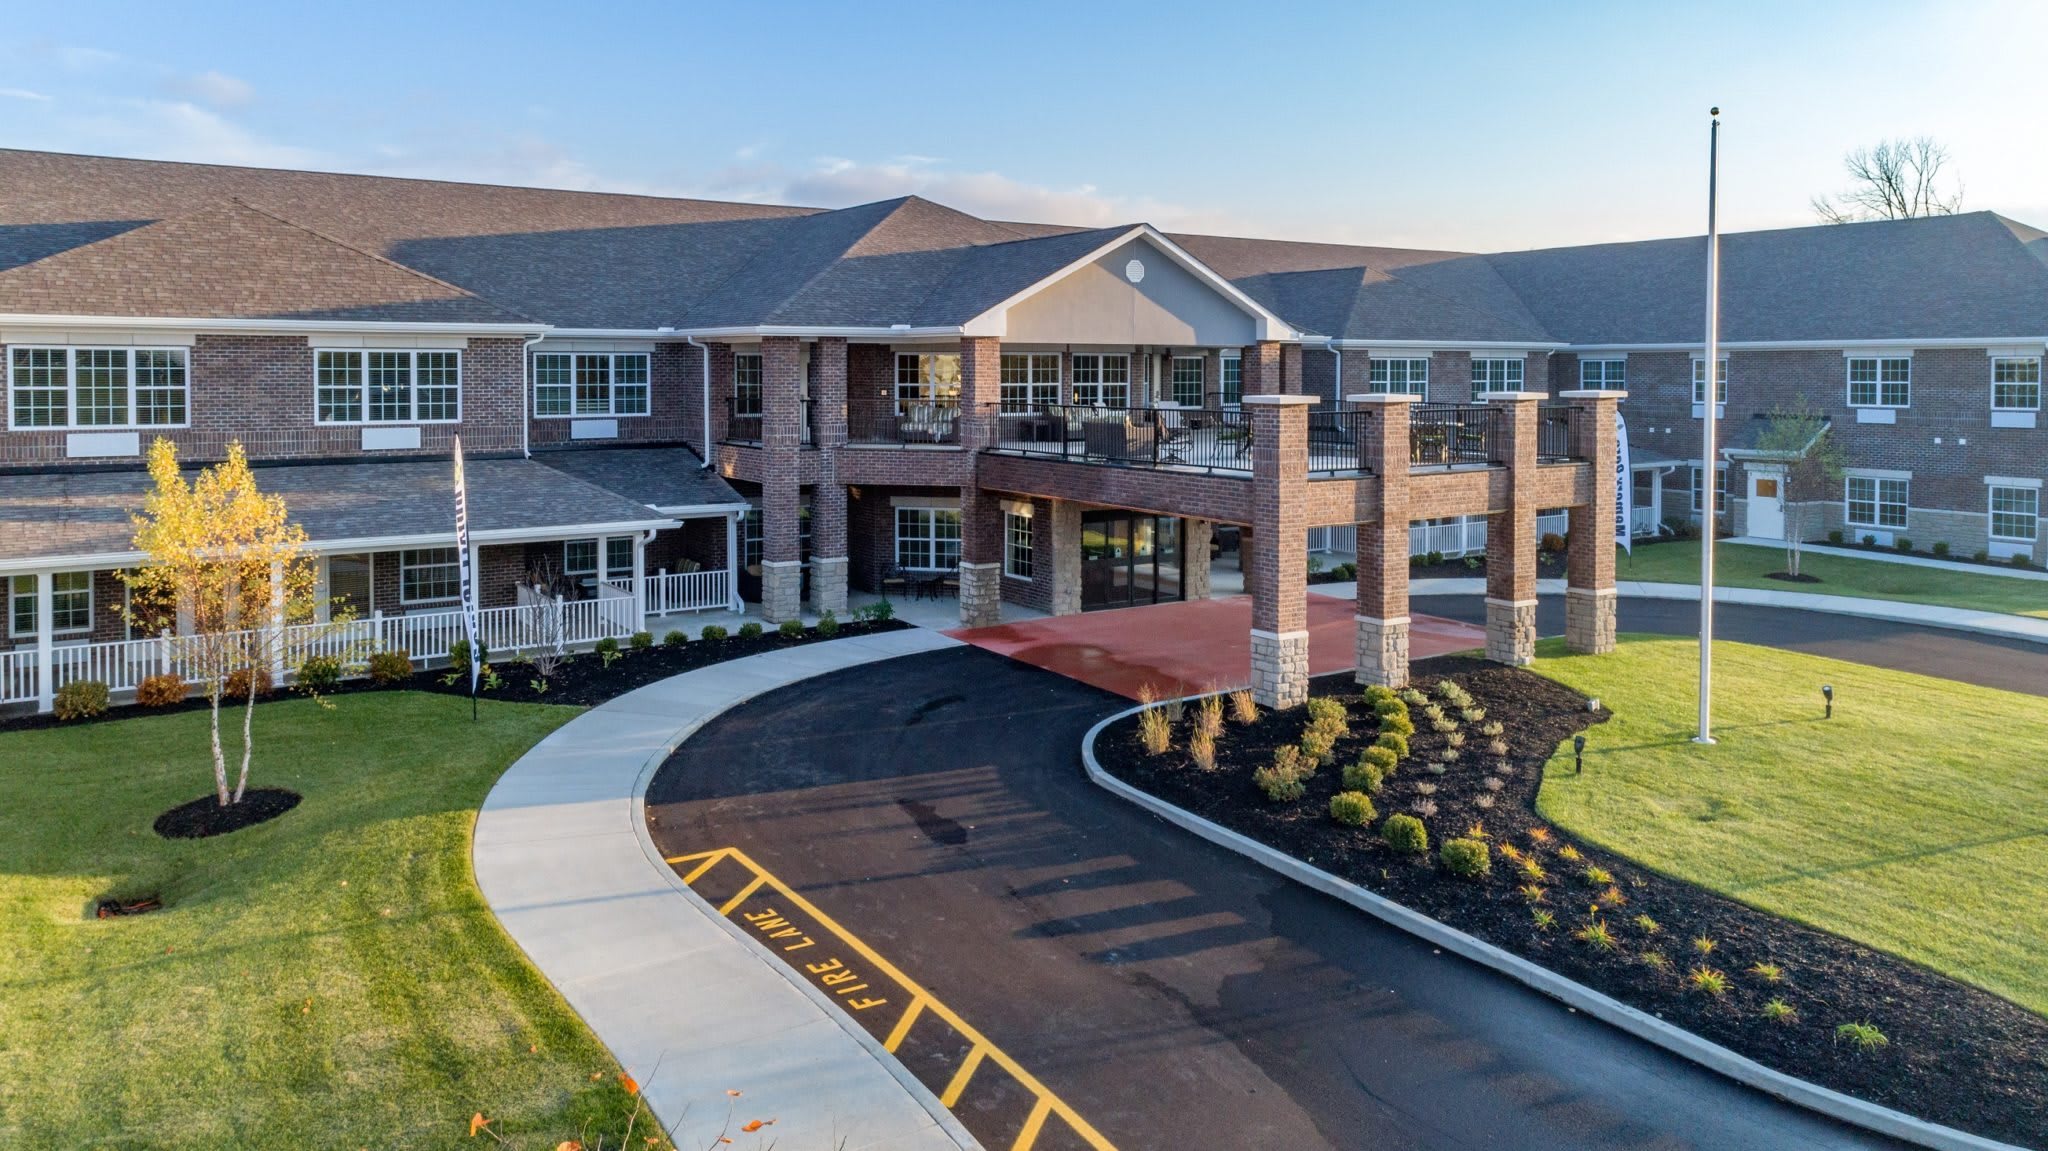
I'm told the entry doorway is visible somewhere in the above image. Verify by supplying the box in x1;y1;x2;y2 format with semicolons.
1747;469;1785;540
1080;511;1184;610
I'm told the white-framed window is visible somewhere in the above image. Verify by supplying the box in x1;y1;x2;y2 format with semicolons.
1580;358;1626;389
1369;357;1429;396
1847;356;1911;408
317;349;462;424
741;509;763;569
730;353;763;417
564;539;598;580
1470;357;1524;394
895;506;962;571
1069;353;1130;407
7;346;190;430
1169;356;1205;406
1845;475;1908;529
1992;357;2042;412
1691;357;1729;405
896;352;962;412
1004;509;1034;579
532;351;647;418
1219;353;1242;406
999;353;1060;411
399;547;461;603
1691;465;1727;514
8;571;93;637
1989;484;2039;542
562;537;635;581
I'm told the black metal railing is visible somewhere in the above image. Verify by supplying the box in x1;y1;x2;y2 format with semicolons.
1537;403;1584;462
982;403;1258;473
724;412;762;442
1307;408;1377;475
848;400;961;445
1410;403;1503;468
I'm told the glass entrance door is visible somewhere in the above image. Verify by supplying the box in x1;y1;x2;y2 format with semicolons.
1080;511;1184;611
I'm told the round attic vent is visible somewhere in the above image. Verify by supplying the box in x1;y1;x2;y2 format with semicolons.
1124;258;1145;284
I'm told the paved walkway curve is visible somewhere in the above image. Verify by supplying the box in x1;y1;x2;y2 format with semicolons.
472;628;979;1151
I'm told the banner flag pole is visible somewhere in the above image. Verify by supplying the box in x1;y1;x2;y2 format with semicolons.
1697;107;1722;746
453;436;481;722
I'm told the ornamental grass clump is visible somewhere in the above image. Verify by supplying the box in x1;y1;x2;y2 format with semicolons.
1575;918;1619;951
1749;962;1784;984
1189;727;1217;772
1195;692;1225;741
1135;686;1173;756
1762;998;1797;1023
1228;688;1259;725
1329;790;1376;827
1582;865;1614;887
1835;1022;1888;1052
1379;813;1428;854
1687;966;1730;996
1479;720;1504;738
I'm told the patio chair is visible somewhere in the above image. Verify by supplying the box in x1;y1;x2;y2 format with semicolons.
880;565;910;599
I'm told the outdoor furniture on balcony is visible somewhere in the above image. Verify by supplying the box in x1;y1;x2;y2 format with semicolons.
1082;416;1156;461
897;401;958;444
880;565;910;599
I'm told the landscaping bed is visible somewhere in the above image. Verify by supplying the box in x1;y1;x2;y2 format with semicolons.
1095;658;2048;1147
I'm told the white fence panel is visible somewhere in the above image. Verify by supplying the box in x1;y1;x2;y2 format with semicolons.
1;649;37;704
646;569;729;615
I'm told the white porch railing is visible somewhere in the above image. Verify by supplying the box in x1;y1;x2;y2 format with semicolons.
1631;505;1662;537
644;569;730;615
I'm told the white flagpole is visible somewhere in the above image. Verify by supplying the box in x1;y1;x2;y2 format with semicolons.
1696;108;1722;745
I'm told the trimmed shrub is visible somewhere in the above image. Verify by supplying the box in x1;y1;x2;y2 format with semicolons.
1931;540;1949;557
2014;552;2034;568
1298;725;1338;767
1304;696;1349;731
854;598;896;622
1358;744;1399;775
663;629;688;647
629;630;654;650
1340;758;1384;794
1539;532;1567;553
1374;730;1409;759
1363;684;1399;708
1827;529;1844;544
816;610;839;637
224;666;274;699
1380;813;1428;854
737;622;763;640
448;639;487;675
779;618;805;637
1253;762;1306;802
295;655;343;695
1440;837;1491;879
1329;790;1376;827
135;673;187;708
594;636;622;668
1379;710;1415;738
53;679;110;721
367;650;413;685
701;624;728;641
1895;537;1913;553
1861;534;1877;547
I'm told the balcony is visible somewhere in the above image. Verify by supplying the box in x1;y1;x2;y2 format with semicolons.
848;400;962;446
1408;403;1504;470
1537;403;1587;463
981;404;1379;476
722;410;818;447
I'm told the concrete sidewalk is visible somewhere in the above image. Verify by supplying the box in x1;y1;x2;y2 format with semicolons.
1327;577;2048;646
472;628;979;1151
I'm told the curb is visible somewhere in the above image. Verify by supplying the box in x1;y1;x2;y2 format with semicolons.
1079;701;2028;1151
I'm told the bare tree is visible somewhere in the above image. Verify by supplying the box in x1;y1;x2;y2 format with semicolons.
1812;137;1963;224
515;557;570;681
1753;398;1847;577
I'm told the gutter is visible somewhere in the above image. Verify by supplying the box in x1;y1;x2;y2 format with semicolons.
0;314;550;336
1325;338;1342;406
684;335;712;469
520;332;546;459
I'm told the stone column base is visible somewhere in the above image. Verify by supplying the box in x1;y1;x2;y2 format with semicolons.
1251;628;1310;710
810;556;848;617
958;561;1001;628
1049;502;1083;616
1354;615;1410;688
1565;587;1618;654
761;560;804;624
1184;519;1214;600
1484;597;1538;666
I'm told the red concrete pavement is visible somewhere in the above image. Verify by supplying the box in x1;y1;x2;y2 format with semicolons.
947;594;1486;700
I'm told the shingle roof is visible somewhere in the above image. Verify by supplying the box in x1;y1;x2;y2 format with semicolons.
532;445;746;511
0;456;671;564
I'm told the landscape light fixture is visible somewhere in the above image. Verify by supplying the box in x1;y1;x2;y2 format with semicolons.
1573;734;1587;774
1822;683;1834;719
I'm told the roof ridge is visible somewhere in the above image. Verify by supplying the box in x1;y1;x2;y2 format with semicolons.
1372;256;1558;342
894;222;1140;324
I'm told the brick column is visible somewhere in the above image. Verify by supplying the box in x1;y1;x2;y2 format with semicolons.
1246;394;1316;708
1280;342;1304;396
759;336;804;623
1242;341;1283;397
1183;518;1213;599
1483;392;1543;665
1560;388;1626;653
957;337;1003;627
1203;349;1225;409
1048;499;1082;616
810;337;850;616
1350;393;1420;686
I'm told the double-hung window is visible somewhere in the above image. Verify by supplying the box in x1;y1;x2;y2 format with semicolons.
1691;357;1729;405
1369;357;1429;396
399;548;461;604
317;349;462;424
999;353;1060;411
1847;356;1911;408
1992;357;2041;412
1069;354;1130;407
731;353;763;417
1004;507;1034;579
8;346;189;429
1845;475;1908;530
1989;485;2039;543
895;507;962;571
1580;358;1626;389
1692;466;1727;514
1470;357;1523;395
531;351;647;418
1169;356;1205;406
8;572;92;637
1219;353;1242;406
895;353;962;412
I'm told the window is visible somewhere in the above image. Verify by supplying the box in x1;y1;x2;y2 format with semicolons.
895;353;962;412
530;351;647;419
563;539;598;579
1580;358;1626;389
1069;354;1130;407
607;536;634;576
741;509;763;569
8;572;93;637
534;354;574;417
895;507;962;570
316;349;462;424
1004;509;1034;579
999;353;1060;411
8;346;189;430
1993;357;2042;411
1990;485;2039;542
1691;466;1727;514
1220;353;1242;406
1845;475;1908;529
1369;357;1429;396
1169;356;1205;406
1691;357;1728;405
731;353;763;417
1470;357;1524;394
399;548;461;603
1847;356;1911;408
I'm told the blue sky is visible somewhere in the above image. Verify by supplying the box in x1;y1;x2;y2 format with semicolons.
3;1;2042;251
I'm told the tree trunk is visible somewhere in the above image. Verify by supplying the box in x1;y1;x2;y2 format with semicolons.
209;685;230;806
233;671;257;803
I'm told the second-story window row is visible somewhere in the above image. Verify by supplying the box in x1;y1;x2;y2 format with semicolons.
318;349;461;424
8;346;189;430
1992;357;2041;412
535;352;648;418
1847;356;1911;408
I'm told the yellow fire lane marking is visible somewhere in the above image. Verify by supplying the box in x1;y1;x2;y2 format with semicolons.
665;846;1117;1151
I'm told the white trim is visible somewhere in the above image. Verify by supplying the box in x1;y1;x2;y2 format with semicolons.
5;344;193;432
1845;353;1913;410
312;347;463;426
1326;338;1568;351
7;571;93;639
887;495;962;510
1845;466;1913;481
531;337;658;354
0;327;195;347
301;333;470;350
1565;336;2048;354
1987;483;2040;544
530;349;652;420
396;546;462;606
1841;348;1913;360
998;499;1034;517
0;313;545;336
1989;354;2042;413
1984;475;2042;489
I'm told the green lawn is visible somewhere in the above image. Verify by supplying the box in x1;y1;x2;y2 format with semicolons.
0;693;644;1149
1616;539;2048;618
1534;635;2048;1016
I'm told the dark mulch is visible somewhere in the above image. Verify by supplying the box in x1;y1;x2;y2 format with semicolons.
1098;658;2048;1148
1826;537;2041;572
153;787;302;839
1765;571;1824;584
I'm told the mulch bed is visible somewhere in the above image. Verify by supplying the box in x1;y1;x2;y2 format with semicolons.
153;787;302;839
1764;571;1824;584
1097;658;2047;1147
1824;537;2041;572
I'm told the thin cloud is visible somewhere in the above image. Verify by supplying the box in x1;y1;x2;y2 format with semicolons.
164;69;255;110
0;87;53;102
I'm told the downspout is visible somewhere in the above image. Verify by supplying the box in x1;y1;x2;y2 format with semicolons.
685;335;712;469
519;332;545;458
1324;338;1342;407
